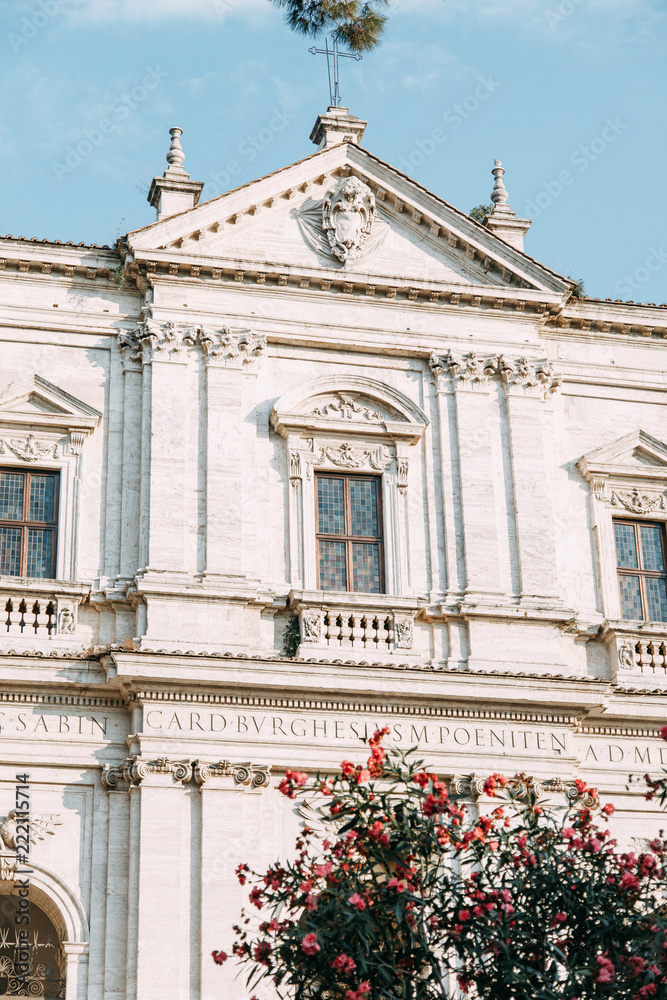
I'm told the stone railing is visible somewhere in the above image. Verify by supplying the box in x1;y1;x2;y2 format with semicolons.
288;590;422;665
602;621;667;687
0;581;90;649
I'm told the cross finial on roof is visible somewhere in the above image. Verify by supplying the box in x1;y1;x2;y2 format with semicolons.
309;35;362;107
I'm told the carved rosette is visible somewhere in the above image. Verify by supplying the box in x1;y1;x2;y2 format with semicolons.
117;324;266;369
193;760;271;788
322;176;375;264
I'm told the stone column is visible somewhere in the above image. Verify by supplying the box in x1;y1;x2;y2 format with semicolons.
194;761;271;1000
122;758;193;1000
100;769;130;1000
429;355;465;601
500;357;562;604
117;333;143;583
63;942;89;1000
435;352;505;600
199;328;266;584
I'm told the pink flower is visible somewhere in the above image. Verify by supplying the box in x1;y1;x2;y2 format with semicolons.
387;878;406;893
331;953;357;973
348;893;367;911
458;909;471;922
345;981;371;1000
595;955;616;983
553;912;567;924
301;933;321;956
211;950;228;965
313;861;333;878
660;725;667;742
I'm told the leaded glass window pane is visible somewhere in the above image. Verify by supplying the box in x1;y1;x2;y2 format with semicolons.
640;524;665;572
615;522;638;568
317;478;345;534
352;543;381;593
29;474;55;523
27;529;53;579
619;575;643;620
319;540;347;591
645;577;667;622
0;527;22;576
0;473;24;521
349;479;379;537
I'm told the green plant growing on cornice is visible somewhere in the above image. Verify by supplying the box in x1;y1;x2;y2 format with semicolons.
469;203;493;224
284;614;301;658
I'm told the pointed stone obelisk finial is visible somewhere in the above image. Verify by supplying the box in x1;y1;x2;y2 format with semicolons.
483;158;532;252
148;126;204;221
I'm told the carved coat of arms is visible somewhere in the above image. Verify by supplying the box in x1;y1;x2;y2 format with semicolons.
322;176;375;264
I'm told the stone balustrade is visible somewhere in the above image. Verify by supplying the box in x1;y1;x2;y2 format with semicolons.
602;621;667;687
0;582;89;648
288;590;423;665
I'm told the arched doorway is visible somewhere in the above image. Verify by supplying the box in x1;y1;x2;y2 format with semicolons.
0;895;66;997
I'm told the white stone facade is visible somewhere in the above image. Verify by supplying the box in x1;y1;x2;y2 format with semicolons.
1;112;667;998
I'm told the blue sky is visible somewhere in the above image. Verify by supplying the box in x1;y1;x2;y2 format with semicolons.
1;0;665;302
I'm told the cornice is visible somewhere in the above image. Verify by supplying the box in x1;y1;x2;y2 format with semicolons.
0;241;120;282
543;302;667;341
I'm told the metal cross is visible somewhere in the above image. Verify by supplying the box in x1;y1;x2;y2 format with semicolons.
308;36;362;107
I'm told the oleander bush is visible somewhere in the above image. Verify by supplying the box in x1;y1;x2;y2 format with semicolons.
213;729;667;1000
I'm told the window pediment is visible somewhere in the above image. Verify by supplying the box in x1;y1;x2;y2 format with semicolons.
0;374;101;457
270;375;428;444
577;430;667;508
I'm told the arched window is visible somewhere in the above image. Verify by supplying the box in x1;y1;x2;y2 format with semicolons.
0;896;66;998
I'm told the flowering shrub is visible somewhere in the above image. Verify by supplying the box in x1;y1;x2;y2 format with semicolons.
215;729;667;1000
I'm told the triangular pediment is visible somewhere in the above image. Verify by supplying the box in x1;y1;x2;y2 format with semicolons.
126;144;569;296
577;430;667;483
0;375;102;433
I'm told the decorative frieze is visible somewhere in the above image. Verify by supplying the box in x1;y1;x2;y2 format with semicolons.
316;442;392;471
311;392;385;421
610;488;666;514
0;434;59;462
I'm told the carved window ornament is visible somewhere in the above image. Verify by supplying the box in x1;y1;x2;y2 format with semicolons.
270;376;428;598
0;375;101;583
578;429;667;628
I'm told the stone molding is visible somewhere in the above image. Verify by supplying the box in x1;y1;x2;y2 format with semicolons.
429;351;561;398
118;322;266;369
601;620;667;689
101;755;270;790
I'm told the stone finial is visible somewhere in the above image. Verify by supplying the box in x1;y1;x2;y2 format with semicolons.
147;126;204;222
165;126;186;172
310;106;367;150
491;159;509;209
483;158;532;253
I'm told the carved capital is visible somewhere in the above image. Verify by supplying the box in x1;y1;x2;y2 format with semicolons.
200;327;266;368
499;356;562;399
430;351;497;390
122;756;192;785
193;760;271;788
101;764;127;790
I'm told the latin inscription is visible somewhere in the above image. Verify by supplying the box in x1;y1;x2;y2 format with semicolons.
0;710;127;741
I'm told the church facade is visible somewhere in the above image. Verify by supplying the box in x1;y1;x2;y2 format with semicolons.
1;107;667;999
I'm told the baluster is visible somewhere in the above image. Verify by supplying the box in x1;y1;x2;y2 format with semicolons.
366;616;379;650
7;597;23;635
648;641;658;674
376;616;389;648
660;642;667;674
351;613;364;647
3;599;12;634
385;617;394;648
46;601;57;635
638;640;651;673
327;613;341;647
34;601;50;637
339;614;353;648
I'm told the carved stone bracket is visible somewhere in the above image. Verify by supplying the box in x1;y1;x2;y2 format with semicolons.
193;760;271;787
118;323;266;369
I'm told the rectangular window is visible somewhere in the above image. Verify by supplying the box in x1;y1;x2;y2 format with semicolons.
0;469;58;579
316;474;384;594
614;519;667;621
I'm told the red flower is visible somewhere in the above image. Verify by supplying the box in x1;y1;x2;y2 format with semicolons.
348;893;367;911
458;909;471;922
660;725;667;742
387;878;406;892
211;950;228;965
345;981;371;1000
301;933;321;956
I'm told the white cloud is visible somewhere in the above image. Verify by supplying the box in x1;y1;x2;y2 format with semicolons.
63;0;267;24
